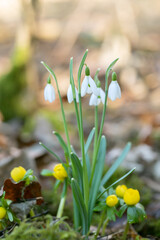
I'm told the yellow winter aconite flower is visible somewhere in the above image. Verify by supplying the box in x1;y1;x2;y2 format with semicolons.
116;185;127;198
0;207;6;219
123;188;140;205
106;195;118;207
11;166;26;182
53;164;67;181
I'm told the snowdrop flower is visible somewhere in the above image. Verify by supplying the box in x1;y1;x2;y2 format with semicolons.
67;84;79;103
81;66;98;97
108;72;121;101
89;87;105;106
44;76;55;103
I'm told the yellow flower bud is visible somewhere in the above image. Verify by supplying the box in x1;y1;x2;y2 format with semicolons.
106;195;118;207
0;207;6;219
116;185;127;198
123;188;140;206
11;166;26;182
53;164;67;181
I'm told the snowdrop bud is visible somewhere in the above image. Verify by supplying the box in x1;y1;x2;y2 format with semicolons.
67;84;79;103
81;66;97;97
108;73;121;101
85;66;90;76
112;72;117;81
44;77;56;103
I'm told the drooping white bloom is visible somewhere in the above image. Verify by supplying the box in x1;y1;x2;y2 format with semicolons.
67;84;79;103
108;81;121;101
89;87;105;106
44;83;55;103
81;76;98;97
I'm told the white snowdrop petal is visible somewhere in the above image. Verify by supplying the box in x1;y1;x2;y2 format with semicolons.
81;76;89;97
44;84;55;103
108;81;118;101
50;85;55;100
100;88;105;104
75;87;79;103
86;86;92;94
97;98;101;105
44;85;48;101
89;94;97;106
116;82;121;98
67;85;73;103
89;76;98;96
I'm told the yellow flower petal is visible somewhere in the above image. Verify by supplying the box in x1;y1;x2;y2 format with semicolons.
53;164;67;181
116;185;127;198
123;188;140;205
0;207;6;219
106;195;118;207
11;166;26;182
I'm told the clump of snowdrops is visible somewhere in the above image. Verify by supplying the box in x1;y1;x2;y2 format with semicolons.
40;50;146;238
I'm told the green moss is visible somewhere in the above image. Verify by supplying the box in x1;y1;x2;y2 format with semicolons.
3;215;81;240
135;219;160;237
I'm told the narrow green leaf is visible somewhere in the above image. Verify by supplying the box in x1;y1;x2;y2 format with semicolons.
78;49;88;85
86;153;91;181
70;153;83;192
71;178;88;235
72;194;81;230
41;169;53;177
101;142;131;186
85;127;95;154
7;211;13;222
98;167;136;200
41;61;57;82
88;136;106;223
118;204;127;217
39;142;63;163
105;58;119;86
53;131;69;156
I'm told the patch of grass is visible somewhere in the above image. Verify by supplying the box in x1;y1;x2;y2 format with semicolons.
3;215;81;240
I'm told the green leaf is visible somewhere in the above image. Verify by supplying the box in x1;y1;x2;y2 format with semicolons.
98;167;136;200
41;169;53;177
86;153;91;181
135;203;146;222
94;202;106;212
53;131;69;156
78;49;88;85
70;153;83;192
88;136;106;223
22;169;33;180
127;206;138;223
71;178;88;235
85;127;95;154
105;58;119;87
39;142;63;163
7;211;13;222
118;204;127;217
41;61;57;83
106;207;116;221
101;142;131;186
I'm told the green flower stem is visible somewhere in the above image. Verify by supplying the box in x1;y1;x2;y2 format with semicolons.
94;208;107;239
92;106;98;170
70;58;81;137
122;222;130;240
90;58;119;182
102;218;109;236
56;179;68;218
77;50;89;211
41;62;71;155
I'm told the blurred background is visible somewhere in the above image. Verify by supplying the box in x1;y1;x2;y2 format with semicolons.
0;0;160;235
